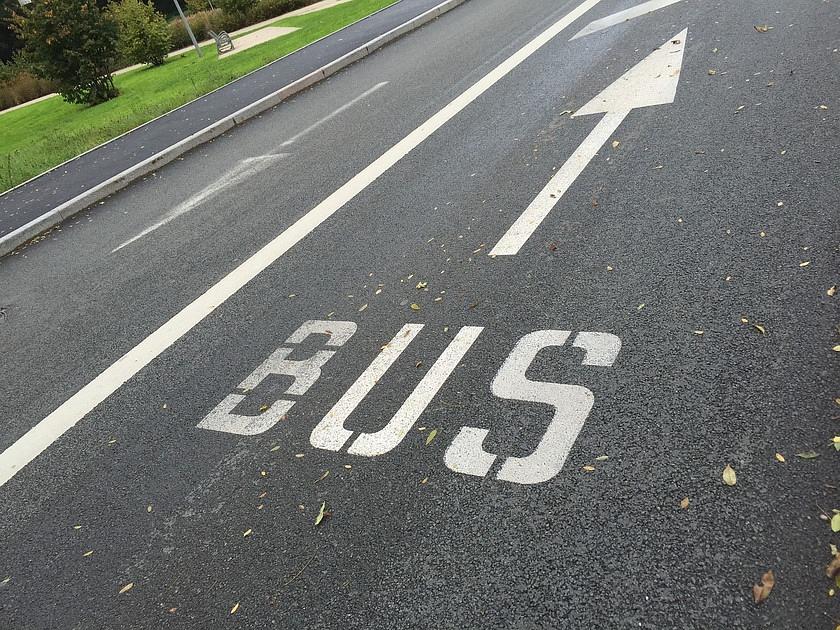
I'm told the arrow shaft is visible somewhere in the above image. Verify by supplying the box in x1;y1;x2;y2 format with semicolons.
490;109;629;256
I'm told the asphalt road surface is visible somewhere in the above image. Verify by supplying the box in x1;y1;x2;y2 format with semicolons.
1;0;839;627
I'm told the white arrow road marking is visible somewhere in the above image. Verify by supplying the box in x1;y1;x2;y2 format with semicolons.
0;0;603;488
570;0;685;40
490;29;687;256
280;82;389;147
111;154;288;253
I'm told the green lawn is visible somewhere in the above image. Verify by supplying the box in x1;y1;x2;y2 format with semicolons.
0;0;396;193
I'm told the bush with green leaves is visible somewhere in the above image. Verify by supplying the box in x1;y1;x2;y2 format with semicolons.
218;0;252;16
13;0;119;105
109;0;172;67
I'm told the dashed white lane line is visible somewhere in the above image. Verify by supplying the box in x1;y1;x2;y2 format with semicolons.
570;0;685;40
0;0;604;488
111;154;288;253
280;81;389;147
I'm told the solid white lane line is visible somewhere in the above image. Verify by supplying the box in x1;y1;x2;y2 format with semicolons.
347;326;483;457
570;0;684;40
0;0;603;488
309;324;424;452
111;154;288;253
280;81;389;147
489;110;627;256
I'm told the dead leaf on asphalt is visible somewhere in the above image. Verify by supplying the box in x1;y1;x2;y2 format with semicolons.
722;464;737;486
774;453;785;463
230;602;240;614
826;555;840;579
828;285;837;297
832;345;840;352
754;24;772;32
752;569;775;604
410;303;421;311
611;140;620;149
314;501;327;526
582;465;595;472
752;324;766;335
680;497;690;509
425;429;438;446
315;470;330;484
832;513;840;533
243;529;252;538
708;69;717;75
118;582;134;594
799;261;811;267
796;451;819;459
258;404;269;413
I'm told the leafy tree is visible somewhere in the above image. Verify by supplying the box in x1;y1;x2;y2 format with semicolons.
109;0;171;67
13;0;119;105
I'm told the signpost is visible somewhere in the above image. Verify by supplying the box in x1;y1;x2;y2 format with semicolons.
173;0;203;57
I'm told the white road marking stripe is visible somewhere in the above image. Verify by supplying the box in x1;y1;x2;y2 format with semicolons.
280;81;389;147
347;326;483;457
309;324;424;451
489;110;627;256
111;154;288;253
570;0;684;40
0;0;603;488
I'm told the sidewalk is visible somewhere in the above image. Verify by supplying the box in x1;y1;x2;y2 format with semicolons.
0;0;464;255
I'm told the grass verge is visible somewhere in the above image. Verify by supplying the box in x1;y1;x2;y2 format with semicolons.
0;0;396;193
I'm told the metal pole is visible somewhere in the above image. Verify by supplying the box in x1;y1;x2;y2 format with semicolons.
173;0;202;57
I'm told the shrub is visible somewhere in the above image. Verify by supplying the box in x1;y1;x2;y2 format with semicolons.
13;0;119;105
0;62;54;111
110;0;172;67
246;0;304;23
218;0;252;16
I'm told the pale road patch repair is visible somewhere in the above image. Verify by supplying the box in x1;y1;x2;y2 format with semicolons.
0;0;604;487
490;29;687;256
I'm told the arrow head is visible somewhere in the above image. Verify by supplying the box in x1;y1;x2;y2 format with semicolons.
573;29;687;117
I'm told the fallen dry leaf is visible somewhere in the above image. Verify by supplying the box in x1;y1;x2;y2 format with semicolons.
410;303;421;311
119;582;134;594
315;470;330;484
82;550;94;557
708;69;717;75
416;281;428;289
722;464;737;486
243;529;252;538
774;453;785;463
425;429;439;446
833;345;840;352
826;555;840;579
595;455;609;461
314;501;327;526
611;140;620;149
694;330;705;336
799;261;811;267
680;497;690;509
796;451;819;459
754;24;772;33
752;569;775;604
230;602;240;614
258;404;269;413
582;465;595;472
828;285;837;297
752;324;766;335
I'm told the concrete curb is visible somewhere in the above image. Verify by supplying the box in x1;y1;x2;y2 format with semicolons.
0;0;466;258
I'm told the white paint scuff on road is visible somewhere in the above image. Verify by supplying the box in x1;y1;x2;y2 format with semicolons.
280;82;388;147
0;0;605;488
570;0;684;40
111;154;288;253
490;29;687;256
